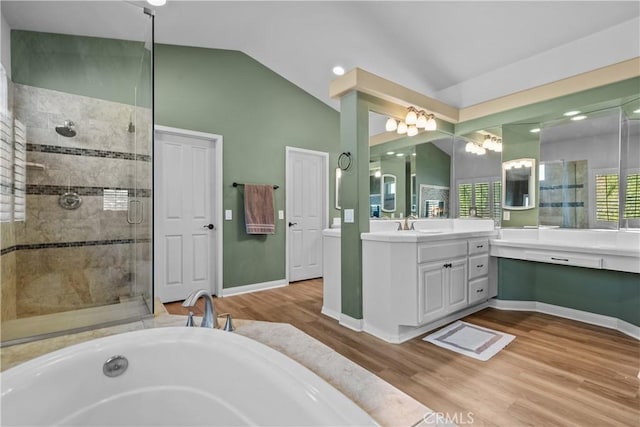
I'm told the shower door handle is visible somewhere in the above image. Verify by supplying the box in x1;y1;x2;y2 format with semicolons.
127;200;143;225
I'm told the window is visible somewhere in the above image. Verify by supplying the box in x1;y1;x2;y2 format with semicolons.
457;178;501;221
624;173;640;219
458;183;472;217
474;182;490;218
13;119;26;222
595;173;619;222
0;112;12;223
103;189;129;211
492;181;502;220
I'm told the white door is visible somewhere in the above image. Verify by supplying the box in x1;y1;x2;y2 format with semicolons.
286;147;327;282
155;128;218;302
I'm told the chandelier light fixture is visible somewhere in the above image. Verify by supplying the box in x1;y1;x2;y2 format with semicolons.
385;107;437;137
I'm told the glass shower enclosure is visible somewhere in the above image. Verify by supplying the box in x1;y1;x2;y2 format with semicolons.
0;2;154;345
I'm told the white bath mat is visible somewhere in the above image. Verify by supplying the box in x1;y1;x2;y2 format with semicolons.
422;321;515;361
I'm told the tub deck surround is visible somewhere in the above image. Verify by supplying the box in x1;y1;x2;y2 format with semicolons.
490;228;640;273
0;314;435;427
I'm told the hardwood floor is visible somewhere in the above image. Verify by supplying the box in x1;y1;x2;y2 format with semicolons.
164;279;640;426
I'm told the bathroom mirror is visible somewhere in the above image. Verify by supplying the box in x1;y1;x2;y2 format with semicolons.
538;107;625;229
381;174;396;212
503;158;536;209
368;111;453;218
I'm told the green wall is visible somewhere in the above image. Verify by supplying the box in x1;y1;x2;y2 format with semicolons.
154;44;340;288
379;156;406;216
12;31;341;289
501;123;540;227
11;30;151;107
498;259;640;326
415;141;451;188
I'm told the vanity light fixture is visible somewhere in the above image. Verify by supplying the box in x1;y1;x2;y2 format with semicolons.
386;107;437;136
465;141;487;156
397;121;408;134
480;134;502;153
571;115;587;121
374;170;382;178
385;118;398;132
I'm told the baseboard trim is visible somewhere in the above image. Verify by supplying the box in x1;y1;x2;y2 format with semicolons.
339;314;363;332
363;302;490;344
221;279;288;297
321;306;341;321
489;299;640;340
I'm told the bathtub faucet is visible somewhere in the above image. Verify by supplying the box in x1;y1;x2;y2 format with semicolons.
182;289;219;329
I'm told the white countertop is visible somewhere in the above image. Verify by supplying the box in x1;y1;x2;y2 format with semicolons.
361;229;497;242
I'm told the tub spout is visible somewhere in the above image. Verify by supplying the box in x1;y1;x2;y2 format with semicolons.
182;290;218;328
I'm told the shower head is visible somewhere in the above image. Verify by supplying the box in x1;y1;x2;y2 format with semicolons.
55;120;76;138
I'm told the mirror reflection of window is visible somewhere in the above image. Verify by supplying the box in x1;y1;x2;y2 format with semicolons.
381;174;396;212
369;168;381;217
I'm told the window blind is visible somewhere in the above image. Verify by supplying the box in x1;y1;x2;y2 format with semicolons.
595;174;619;222
624;173;640;219
458;183;472;218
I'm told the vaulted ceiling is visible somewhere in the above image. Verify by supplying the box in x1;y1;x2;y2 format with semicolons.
2;1;639;111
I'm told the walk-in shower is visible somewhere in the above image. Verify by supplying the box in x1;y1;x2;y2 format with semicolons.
0;2;154;345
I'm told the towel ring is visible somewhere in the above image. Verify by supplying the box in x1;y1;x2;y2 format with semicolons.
338;152;352;171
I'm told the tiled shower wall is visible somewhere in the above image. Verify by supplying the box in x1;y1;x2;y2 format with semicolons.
539;160;588;228
4;84;151;319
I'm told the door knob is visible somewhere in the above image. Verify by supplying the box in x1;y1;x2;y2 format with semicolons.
204;224;214;230
288;222;297;227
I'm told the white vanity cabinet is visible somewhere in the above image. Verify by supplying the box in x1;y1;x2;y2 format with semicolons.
417;241;468;324
362;229;497;343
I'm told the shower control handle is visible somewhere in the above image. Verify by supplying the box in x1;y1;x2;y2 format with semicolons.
204;224;214;230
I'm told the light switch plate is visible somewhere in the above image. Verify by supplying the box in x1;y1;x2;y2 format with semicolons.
503;211;510;221
278;210;284;220
344;209;354;223
225;209;233;220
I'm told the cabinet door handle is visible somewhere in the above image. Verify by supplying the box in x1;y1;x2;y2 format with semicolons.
477;264;484;268
476;245;484;249
476;288;484;293
443;263;452;268
551;257;569;262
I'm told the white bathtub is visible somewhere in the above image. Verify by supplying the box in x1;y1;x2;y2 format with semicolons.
1;327;377;426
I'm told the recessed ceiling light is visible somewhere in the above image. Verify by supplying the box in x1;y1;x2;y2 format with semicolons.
634;108;640;114
529;128;541;133
571;115;587;121
563;110;580;117
147;0;166;6
396;153;404;157
412;153;416;156
386;151;395;155
332;66;345;76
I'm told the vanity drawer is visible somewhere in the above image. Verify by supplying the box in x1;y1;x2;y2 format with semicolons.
469;277;489;304
468;254;489;279
418;241;467;263
468;238;489;255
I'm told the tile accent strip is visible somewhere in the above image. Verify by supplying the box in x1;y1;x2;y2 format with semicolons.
539;202;585;208
540;184;584;190
27;184;151;197
27;143;151;162
1;238;151;256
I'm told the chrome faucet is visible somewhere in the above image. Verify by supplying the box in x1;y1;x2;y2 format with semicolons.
403;215;417;230
182;289;218;328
